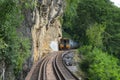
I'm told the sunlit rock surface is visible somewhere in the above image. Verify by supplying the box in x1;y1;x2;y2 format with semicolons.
16;0;64;79
31;0;64;62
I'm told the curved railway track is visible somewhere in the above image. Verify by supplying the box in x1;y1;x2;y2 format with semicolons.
38;55;50;80
25;51;79;80
53;52;79;80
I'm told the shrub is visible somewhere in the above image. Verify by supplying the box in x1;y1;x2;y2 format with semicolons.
0;0;30;76
80;48;120;80
88;48;120;80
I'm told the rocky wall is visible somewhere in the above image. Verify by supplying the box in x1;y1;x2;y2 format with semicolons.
31;0;64;62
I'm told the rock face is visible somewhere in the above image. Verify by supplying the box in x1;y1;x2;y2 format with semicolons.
0;0;64;80
31;0;64;62
16;0;64;79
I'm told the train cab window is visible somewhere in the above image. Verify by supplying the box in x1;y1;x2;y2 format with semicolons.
61;39;64;44
66;40;69;44
59;38;70;50
64;40;66;44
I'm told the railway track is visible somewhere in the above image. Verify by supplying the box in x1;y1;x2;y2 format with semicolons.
53;52;79;80
25;51;79;80
38;55;50;80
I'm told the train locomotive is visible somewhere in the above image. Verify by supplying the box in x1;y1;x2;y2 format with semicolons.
59;38;79;50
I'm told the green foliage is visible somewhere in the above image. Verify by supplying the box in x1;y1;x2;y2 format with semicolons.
0;38;7;49
0;0;30;76
62;0;80;39
103;7;120;57
63;0;120;57
86;23;105;48
79;47;120;80
78;45;92;55
62;31;72;38
63;0;120;79
77;0;120;56
13;38;30;75
78;45;92;73
89;48;120;80
20;0;35;10
64;0;79;21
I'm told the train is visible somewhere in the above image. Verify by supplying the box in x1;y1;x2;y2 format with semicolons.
58;38;79;50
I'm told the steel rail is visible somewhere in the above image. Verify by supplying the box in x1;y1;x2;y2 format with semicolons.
52;52;79;80
38;55;50;80
52;54;64;80
26;51;79;80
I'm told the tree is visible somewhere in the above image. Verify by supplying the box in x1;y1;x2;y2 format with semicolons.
88;48;120;80
86;23;105;48
63;0;120;79
0;0;30;75
63;0;120;57
79;48;120;80
62;0;80;39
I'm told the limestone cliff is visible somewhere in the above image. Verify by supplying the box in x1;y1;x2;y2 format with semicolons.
31;0;64;62
16;0;65;79
0;0;64;80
